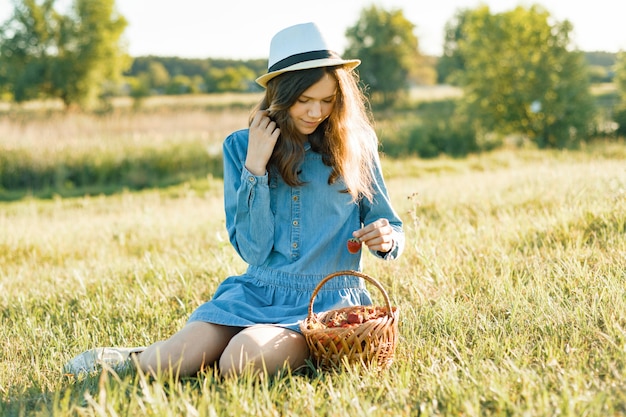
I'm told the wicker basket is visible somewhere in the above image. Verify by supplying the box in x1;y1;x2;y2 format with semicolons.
300;270;399;371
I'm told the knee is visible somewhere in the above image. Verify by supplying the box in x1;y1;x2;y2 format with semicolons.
218;329;260;377
218;325;309;377
138;322;240;378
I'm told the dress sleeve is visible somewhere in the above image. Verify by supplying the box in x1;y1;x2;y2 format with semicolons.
360;152;405;261
223;131;275;265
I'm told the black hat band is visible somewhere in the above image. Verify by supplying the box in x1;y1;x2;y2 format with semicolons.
268;49;341;72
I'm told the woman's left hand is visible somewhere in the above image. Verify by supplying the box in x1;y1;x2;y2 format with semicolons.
353;218;394;254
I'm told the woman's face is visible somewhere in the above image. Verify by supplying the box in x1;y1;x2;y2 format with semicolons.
288;72;337;135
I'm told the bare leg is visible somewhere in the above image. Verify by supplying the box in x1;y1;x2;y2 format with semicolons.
138;321;241;378
219;324;309;377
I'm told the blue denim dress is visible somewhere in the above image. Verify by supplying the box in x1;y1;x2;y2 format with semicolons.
188;129;404;331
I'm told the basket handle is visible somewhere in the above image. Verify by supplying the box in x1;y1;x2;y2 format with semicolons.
307;270;395;320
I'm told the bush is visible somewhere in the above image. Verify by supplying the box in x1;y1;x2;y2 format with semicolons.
614;106;626;138
379;100;480;159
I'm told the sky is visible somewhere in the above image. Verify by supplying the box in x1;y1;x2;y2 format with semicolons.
0;0;625;59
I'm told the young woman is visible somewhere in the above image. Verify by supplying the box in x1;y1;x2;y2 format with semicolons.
64;22;404;379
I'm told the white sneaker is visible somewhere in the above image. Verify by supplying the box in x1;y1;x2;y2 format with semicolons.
63;347;145;377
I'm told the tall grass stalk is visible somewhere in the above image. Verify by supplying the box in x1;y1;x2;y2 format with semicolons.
1;143;625;415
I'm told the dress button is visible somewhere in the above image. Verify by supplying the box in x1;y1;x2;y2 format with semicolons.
249;176;255;182
292;220;299;226
292;195;298;201
292;242;298;248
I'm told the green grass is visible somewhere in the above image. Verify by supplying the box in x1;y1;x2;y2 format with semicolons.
1;143;626;416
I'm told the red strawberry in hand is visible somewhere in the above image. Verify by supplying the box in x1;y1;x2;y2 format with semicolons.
347;237;362;254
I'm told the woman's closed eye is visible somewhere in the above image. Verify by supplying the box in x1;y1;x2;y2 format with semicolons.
297;97;335;104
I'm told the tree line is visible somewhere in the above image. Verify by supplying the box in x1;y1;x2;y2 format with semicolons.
124;57;266;98
1;0;626;150
124;51;618;99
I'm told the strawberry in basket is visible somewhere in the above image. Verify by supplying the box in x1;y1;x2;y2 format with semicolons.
325;306;388;328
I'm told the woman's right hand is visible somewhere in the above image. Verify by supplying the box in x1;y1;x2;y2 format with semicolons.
245;110;280;175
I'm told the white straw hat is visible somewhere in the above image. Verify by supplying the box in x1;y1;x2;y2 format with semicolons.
255;22;361;88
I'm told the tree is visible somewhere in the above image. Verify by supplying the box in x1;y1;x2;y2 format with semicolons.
436;8;471;85
613;51;626;137
146;61;170;93
449;5;595;148
204;66;255;93
0;0;129;109
126;64;170;107
165;74;193;95
0;0;58;102
344;6;422;108
615;51;626;103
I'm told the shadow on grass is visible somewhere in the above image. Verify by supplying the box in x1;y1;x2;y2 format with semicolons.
0;361;325;416
0;151;224;203
0;174;223;203
0;372;106;416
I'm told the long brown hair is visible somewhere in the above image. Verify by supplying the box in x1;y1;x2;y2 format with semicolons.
250;65;378;202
